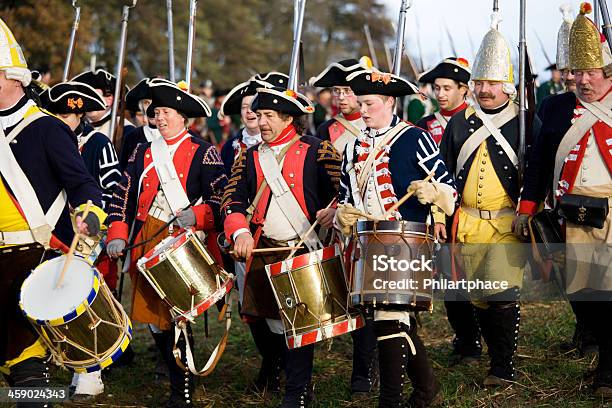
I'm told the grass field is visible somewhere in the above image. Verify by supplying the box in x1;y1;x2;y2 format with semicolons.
3;296;610;407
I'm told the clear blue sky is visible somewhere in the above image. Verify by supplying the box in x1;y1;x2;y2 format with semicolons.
381;0;608;80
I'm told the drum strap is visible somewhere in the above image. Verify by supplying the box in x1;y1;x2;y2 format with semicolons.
0;110;67;248
173;294;233;376
258;141;322;251
150;133;192;215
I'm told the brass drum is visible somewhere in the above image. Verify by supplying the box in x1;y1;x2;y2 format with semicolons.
350;220;434;311
20;255;132;372
266;245;364;349
137;229;234;322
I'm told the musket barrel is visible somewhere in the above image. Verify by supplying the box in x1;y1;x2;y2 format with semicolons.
167;0;176;82
186;0;198;90
598;0;612;50
288;0;306;91
518;0;527;183
392;0;410;76
63;2;81;81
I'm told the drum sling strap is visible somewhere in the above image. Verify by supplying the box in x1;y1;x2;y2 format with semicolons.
173;294;233;376
258;140;323;252
552;93;612;195
332;115;361;152
0;110;67;248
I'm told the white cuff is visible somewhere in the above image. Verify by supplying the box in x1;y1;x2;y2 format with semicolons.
232;228;251;242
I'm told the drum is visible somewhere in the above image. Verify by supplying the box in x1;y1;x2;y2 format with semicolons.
137;228;234;322
266;245;364;349
19;255;132;373
350;220;435;311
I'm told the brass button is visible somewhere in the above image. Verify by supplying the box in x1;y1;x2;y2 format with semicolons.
289;173;295;178
480;168;485;172
482;160;486;165
498;151;503;155
477;200;482;204
581;177;587;183
296;151;301;155
479;184;483;188
146;154;150;158
479;175;484;180
478;192;482;196
483;152;488;157
290;183;295;188
179;173;184;178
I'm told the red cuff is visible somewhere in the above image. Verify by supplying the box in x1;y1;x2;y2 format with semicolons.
107;221;129;242
224;212;249;242
518;200;538;216
192;203;215;231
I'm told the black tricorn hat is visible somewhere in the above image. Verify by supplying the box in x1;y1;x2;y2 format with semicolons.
346;70;419;97
220;72;289;117
251;87;314;116
148;78;211;118
312;57;373;87
418;57;472;85
71;69;117;95
126;78;152;113
545;63;558;71
44;81;106;114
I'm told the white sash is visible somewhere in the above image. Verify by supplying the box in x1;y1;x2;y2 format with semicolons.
258;145;322;251
150;134;191;214
143;126;161;142
0;111;67;247
456;103;518;176
433;111;448;130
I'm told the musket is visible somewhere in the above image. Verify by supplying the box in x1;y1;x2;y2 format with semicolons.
363;24;379;68
598;0;612;50
288;0;306;91
595;0;601;28
392;0;411;76
518;0;527;184
186;0;198;90
415;17;425;72
63;0;81;81
466;27;476;58
493;0;499;13
384;43;393;72
443;21;458;56
167;0;176;82
109;0;137;154
533;30;552;67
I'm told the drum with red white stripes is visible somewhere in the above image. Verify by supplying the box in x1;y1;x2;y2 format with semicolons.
265;245;364;349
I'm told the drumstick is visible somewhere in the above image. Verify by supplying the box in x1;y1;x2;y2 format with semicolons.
55;200;92;289
287;198;336;259
382;171;435;220
229;246;302;256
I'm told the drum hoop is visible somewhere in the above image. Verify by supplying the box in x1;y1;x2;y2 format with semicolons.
20;257;101;326
174;277;234;322
266;245;341;277
139;229;193;269
286;313;365;349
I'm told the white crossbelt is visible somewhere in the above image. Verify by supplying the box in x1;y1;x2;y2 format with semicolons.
150;133;192;214
0;111;67;248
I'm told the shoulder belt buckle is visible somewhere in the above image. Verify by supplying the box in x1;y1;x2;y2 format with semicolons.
479;209;492;220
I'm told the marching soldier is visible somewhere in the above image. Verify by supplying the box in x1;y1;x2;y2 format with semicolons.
311;58;379;398
222;86;341;407
439;13;540;386
336;69;457;407
106;79;228;408
72;68;135;140
515;3;612;397
119;78;161;170
536;64;564;105
218;72;290;395
0;18;105;406
416;57;471;145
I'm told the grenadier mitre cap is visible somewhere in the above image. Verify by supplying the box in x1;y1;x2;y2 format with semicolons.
418;57;471;85
0;18;31;86
556;4;574;71
569;2;612;73
471;12;514;83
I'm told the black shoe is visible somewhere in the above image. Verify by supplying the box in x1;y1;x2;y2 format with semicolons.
154;354;170;383
580;344;599;359
448;352;480;367
593;372;612;399
280;383;314;408
483;374;514;388
407;375;441;408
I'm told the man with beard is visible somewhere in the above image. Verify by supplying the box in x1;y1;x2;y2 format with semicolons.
222;86;340;407
515;3;612;397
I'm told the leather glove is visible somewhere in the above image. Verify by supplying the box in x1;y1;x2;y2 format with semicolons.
408;180;437;205
75;212;100;237
107;239;127;258
512;214;531;240
177;208;196;228
335;203;365;236
408;180;456;215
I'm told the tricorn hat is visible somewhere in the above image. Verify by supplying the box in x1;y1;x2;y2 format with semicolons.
220;72;289;117
312;57;373;87
44;82;106;114
418;57;471;85
148;78;211;118
346;70;419;97
72;69;117;95
251;87;314;116
126;78;152;113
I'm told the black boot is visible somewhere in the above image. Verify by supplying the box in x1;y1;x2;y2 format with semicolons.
281;344;315;408
247;319;285;394
350;310;378;396
6;357;51;408
374;320;412;408
569;301;598;357
405;320;440;408
476;302;520;385
150;330;170;382
444;296;482;365
583;299;612;399
157;329;194;408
